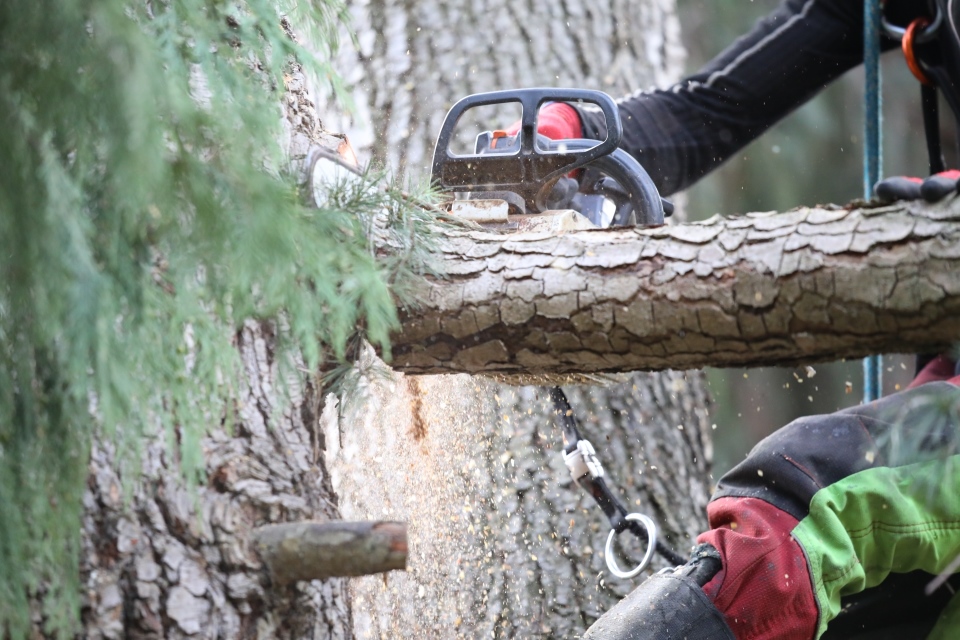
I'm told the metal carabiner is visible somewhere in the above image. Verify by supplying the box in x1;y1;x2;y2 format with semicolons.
904;18;937;84
882;4;943;43
604;513;658;579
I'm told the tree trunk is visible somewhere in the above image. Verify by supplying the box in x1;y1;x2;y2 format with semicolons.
66;2;708;638
390;201;960;375
70;60;356;639
79;322;350;639
321;1;714;637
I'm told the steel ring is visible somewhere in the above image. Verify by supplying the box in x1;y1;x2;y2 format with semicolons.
604;513;658;579
883;7;943;43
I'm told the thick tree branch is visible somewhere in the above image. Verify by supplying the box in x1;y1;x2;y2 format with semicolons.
391;199;960;374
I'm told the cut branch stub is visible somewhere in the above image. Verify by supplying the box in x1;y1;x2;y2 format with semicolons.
390;199;960;374
253;521;407;584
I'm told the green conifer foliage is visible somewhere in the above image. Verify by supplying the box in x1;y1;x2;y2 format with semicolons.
0;0;427;634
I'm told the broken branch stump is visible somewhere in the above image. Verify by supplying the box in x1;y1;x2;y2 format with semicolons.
253;521;407;584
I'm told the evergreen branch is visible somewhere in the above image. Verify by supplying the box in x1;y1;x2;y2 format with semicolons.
0;0;401;635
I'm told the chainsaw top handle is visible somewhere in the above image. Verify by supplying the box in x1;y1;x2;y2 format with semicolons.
431;88;624;214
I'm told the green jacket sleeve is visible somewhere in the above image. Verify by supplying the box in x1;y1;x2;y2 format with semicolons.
699;377;960;639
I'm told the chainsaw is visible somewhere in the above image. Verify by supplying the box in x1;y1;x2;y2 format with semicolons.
430;88;672;231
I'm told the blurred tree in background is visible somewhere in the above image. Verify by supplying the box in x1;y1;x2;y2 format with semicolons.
677;0;925;473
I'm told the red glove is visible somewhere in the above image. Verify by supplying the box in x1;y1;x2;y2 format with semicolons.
908;353;960;388
873;169;960;203
505;102;583;140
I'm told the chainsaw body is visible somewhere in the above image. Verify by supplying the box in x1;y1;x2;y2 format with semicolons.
430;88;670;230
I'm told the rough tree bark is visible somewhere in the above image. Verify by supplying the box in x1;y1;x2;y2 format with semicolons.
70;61;355;638
320;1;715;638
391;201;960;375
79;322;350;639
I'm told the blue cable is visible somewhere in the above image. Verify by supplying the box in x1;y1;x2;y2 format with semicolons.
863;0;883;402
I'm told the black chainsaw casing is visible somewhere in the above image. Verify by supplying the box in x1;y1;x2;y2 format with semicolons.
430;88;667;226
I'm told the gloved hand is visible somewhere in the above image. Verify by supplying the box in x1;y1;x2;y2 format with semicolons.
584;356;960;640
874;169;960;202
504;101;583;140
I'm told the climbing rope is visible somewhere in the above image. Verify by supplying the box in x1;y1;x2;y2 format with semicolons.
863;0;883;402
